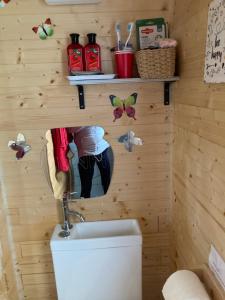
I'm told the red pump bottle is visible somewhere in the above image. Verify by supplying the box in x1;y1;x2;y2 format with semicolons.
67;33;84;75
84;33;101;72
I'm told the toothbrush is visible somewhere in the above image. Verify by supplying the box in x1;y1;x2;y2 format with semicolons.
124;22;134;49
115;22;122;50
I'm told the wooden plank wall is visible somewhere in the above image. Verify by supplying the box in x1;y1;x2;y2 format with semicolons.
0;193;20;300
0;0;174;299
171;0;225;278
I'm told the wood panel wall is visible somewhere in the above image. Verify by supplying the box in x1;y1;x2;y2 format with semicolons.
0;0;174;299
0;193;20;300
171;0;225;284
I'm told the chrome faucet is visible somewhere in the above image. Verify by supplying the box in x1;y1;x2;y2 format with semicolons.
59;192;85;238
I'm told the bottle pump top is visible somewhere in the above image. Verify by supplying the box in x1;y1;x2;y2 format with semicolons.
70;33;80;44
87;33;97;44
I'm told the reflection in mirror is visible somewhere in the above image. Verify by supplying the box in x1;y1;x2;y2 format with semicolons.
45;126;113;200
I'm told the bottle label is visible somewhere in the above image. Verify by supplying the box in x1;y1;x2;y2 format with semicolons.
85;48;101;71
68;49;83;72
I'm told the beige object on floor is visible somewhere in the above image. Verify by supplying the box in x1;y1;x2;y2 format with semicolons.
163;265;225;300
162;270;211;300
45;130;68;200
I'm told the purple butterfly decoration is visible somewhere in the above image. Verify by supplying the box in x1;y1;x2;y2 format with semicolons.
8;133;31;160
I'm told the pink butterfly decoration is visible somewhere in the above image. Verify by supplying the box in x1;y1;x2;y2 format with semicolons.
8;133;31;160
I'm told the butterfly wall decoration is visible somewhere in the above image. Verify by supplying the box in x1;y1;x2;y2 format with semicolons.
109;93;138;122
118;131;143;152
8;133;31;160
0;0;10;8
32;18;54;40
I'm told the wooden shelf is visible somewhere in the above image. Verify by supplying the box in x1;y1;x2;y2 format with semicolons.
67;76;180;109
67;76;179;85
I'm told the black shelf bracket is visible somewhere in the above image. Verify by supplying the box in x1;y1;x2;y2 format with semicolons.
77;85;85;109
164;82;171;105
75;80;176;108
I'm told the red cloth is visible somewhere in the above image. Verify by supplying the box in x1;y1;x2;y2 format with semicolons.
51;128;70;172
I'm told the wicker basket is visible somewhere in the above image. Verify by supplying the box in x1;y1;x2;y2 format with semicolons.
135;47;176;79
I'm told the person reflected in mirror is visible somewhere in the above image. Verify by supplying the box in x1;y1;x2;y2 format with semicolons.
67;126;111;198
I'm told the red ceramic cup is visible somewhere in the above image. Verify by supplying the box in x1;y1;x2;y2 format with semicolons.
115;50;134;78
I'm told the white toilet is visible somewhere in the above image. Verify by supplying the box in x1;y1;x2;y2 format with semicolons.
51;219;142;300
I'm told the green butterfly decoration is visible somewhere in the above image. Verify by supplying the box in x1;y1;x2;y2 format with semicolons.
109;93;138;122
32;18;54;40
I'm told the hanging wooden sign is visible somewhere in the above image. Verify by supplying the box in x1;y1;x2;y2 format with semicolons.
204;0;225;83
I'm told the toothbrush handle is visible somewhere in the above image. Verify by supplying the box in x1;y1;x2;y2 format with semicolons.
125;23;134;48
117;32;121;50
125;31;132;48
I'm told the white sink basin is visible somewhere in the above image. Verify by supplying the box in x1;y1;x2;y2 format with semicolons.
51;219;142;250
50;219;142;300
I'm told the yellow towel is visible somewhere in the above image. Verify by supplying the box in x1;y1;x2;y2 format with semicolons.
45;130;68;200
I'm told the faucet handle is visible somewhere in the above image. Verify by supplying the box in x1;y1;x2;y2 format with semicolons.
68;192;79;202
63;192;79;202
62;220;73;230
63;191;77;198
